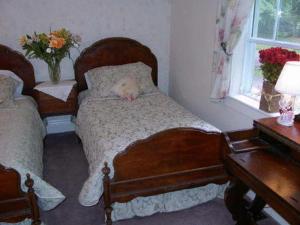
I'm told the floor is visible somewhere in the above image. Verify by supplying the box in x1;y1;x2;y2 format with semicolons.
41;132;280;225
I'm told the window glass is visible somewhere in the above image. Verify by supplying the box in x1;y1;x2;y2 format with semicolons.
277;0;300;42
246;44;268;100
254;0;277;39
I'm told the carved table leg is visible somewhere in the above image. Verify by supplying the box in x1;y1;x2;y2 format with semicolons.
225;179;256;225
249;195;266;221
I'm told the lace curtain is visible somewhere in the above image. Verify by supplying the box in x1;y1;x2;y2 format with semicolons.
210;0;254;99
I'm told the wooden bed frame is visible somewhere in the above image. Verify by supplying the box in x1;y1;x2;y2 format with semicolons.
0;44;41;225
74;37;229;225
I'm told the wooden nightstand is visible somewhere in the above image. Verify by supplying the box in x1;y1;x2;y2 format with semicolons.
34;81;78;118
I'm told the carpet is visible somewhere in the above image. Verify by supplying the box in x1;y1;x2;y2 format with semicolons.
41;132;280;225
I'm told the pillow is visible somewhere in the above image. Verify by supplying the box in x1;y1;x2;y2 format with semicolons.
84;72;92;89
0;70;23;97
111;76;140;101
0;75;18;108
86;62;156;98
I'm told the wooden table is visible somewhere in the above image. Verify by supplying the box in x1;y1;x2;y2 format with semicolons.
224;118;300;225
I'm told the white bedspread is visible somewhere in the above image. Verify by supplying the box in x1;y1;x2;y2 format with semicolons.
0;97;65;212
76;91;225;221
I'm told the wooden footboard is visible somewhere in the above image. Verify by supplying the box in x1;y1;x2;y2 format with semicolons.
0;164;41;225
102;128;229;225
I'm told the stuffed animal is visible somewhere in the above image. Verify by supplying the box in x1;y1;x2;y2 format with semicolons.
111;75;140;101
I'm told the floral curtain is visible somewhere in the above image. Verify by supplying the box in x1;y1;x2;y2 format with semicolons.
210;0;255;99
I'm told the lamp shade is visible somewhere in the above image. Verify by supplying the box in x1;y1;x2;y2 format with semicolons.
275;61;300;95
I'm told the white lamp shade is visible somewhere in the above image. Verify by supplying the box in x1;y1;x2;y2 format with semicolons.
275;61;300;95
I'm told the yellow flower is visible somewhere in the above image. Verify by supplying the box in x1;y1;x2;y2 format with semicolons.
19;35;28;46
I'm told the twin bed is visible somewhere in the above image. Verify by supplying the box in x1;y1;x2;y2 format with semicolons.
0;38;228;225
74;38;229;224
0;45;64;225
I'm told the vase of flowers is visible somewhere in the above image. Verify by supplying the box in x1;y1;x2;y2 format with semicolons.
258;47;299;112
48;59;61;84
20;28;81;84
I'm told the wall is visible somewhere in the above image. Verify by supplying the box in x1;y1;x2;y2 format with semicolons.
0;0;171;93
0;0;265;132
169;0;265;131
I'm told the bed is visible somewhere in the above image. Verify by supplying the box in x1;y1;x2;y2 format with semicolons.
0;44;65;225
74;37;229;224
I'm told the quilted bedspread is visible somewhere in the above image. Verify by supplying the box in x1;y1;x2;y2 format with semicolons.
0;97;65;213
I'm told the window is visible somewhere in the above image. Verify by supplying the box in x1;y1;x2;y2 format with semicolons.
237;0;300;102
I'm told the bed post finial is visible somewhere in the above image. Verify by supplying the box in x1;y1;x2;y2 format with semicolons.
102;162;111;176
25;174;41;225
102;162;113;225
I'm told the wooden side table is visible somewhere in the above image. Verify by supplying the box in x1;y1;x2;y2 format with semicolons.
224;118;300;225
33;80;78;118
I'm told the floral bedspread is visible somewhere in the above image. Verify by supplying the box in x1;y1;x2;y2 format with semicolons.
76;91;226;221
0;97;65;214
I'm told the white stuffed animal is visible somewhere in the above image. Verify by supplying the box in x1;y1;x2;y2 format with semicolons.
111;75;140;101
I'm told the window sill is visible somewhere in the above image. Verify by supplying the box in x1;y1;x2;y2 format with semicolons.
224;94;279;120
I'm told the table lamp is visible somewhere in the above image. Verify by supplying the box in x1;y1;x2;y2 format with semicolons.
275;61;300;126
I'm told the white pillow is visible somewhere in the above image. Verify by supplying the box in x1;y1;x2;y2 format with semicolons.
0;70;24;97
0;75;18;108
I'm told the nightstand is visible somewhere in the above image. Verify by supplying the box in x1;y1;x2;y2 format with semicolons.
34;80;78;118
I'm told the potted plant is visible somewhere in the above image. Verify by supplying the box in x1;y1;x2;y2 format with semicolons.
20;28;81;84
258;47;299;112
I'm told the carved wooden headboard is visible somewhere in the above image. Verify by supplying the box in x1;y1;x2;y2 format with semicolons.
0;44;35;95
74;37;158;92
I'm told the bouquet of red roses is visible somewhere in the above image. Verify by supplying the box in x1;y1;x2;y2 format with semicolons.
259;47;299;84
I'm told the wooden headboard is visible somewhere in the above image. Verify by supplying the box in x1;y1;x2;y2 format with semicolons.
74;37;158;92
0;44;35;95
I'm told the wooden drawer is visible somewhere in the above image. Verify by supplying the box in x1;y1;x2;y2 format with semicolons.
224;128;271;153
34;83;78;118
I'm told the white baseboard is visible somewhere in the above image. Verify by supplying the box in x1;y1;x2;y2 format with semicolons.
44;115;75;134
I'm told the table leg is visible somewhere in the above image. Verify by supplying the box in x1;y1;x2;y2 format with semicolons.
249;195;266;221
225;179;256;225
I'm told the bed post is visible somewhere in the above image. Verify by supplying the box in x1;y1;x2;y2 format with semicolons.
25;174;41;225
102;162;113;225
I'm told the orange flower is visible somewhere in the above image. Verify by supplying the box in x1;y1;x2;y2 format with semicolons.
19;35;28;46
49;36;65;49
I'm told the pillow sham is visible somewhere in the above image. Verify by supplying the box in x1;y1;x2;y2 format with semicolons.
86;62;156;98
0;70;23;97
0;75;18;108
111;76;140;101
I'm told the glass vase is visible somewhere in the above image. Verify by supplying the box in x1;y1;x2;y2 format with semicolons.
48;61;61;84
